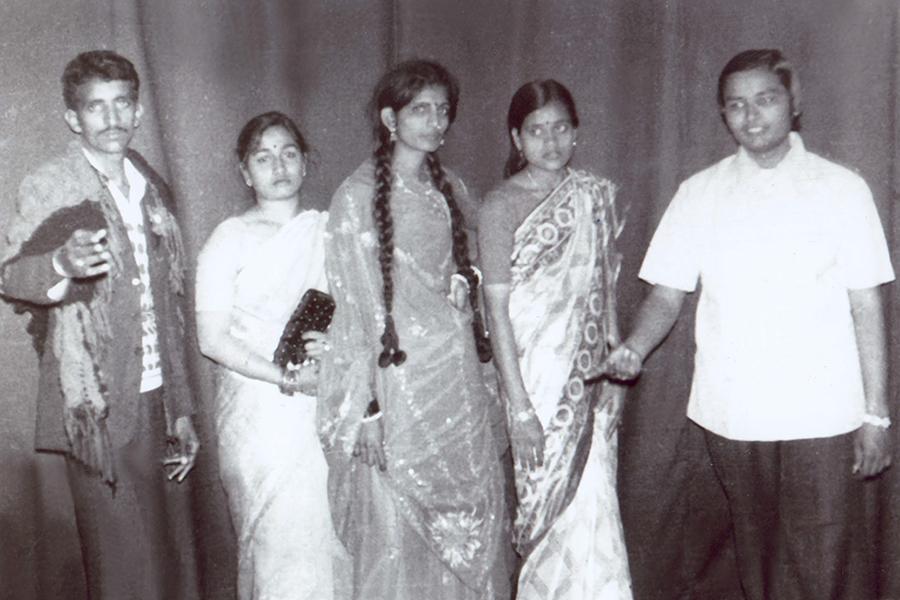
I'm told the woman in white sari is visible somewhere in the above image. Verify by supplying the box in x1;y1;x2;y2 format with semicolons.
196;112;348;600
479;81;633;599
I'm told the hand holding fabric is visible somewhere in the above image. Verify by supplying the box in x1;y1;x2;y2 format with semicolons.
853;423;892;478
599;338;643;382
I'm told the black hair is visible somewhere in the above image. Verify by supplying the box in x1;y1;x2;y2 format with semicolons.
369;59;491;367
717;49;801;131
62;50;139;110
236;110;310;164
504;79;579;178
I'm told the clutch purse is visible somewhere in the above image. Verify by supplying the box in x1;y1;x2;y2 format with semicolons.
273;289;336;367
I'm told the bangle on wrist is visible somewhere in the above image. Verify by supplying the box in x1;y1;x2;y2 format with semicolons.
862;413;891;429
361;411;383;423
508;402;535;424
279;366;300;395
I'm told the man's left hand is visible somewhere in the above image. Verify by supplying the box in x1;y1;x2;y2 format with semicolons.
164;416;200;482
853;423;892;478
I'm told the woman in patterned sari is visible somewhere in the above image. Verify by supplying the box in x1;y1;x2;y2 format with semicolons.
479;80;633;599
196;112;349;600
318;60;510;599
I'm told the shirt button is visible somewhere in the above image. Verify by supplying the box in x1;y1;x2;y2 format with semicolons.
131;278;141;286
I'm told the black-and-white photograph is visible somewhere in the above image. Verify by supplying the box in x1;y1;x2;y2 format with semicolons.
1;1;898;599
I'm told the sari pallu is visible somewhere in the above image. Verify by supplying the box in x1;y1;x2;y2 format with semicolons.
508;171;623;556
318;162;508;599
202;211;349;600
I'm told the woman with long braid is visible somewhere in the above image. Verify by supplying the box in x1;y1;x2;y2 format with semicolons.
318;60;509;599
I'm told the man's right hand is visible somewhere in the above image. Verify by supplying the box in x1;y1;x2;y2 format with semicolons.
54;228;111;279
600;341;644;381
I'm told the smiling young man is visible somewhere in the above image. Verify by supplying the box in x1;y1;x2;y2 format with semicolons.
605;49;894;599
0;50;198;599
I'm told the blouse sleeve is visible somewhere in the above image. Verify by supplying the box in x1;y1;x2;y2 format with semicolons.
477;191;516;285
195;219;242;313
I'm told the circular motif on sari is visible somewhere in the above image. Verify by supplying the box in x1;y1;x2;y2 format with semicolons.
518;243;540;265
588;291;603;316
554;207;574;228
553;403;574;426
537;223;559;245
566;377;584;401
584;320;599;345
576;350;592;373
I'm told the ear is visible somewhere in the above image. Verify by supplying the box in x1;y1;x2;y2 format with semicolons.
238;163;252;188
380;107;397;132
134;102;144;128
511;128;522;151
64;109;82;134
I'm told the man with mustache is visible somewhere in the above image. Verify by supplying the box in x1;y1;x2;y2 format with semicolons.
605;49;893;599
0;50;199;599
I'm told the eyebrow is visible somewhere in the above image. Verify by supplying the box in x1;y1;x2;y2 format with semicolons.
725;87;785;99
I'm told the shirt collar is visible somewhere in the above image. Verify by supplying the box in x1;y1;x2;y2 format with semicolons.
81;146;147;203
733;131;806;181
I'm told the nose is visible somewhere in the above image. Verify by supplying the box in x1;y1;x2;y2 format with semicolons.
106;105;122;127
545;132;560;150
745;102;760;122
428;109;445;130
272;156;286;174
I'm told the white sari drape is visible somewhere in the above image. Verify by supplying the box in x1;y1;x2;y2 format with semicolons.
507;171;633;599
198;210;349;600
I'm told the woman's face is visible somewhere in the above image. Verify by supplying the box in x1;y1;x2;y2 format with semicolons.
513;101;577;173
383;85;451;154
240;125;305;202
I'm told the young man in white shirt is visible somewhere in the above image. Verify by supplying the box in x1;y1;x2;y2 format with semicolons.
606;49;893;599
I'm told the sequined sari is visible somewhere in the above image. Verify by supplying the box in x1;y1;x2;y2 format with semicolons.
318;161;508;600
508;171;633;599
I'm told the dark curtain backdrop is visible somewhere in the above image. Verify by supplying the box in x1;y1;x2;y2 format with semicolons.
1;1;897;598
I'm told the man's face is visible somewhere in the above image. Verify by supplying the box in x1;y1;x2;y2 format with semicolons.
721;67;793;168
64;78;142;157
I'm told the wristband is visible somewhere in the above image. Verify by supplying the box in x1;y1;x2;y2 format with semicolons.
862;413;891;429
511;406;536;424
361;411;383;423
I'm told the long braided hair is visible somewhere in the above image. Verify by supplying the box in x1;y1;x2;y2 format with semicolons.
369;59;491;368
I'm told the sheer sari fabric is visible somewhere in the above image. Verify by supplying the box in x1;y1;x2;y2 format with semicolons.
319;161;508;599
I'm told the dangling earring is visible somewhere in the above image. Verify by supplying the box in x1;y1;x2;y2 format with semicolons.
439;138;445;147
389;128;397;142
572;140;578;147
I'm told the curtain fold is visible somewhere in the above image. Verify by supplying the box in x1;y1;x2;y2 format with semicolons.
1;2;898;598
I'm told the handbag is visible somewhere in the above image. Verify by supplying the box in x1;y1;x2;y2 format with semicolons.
272;289;335;367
